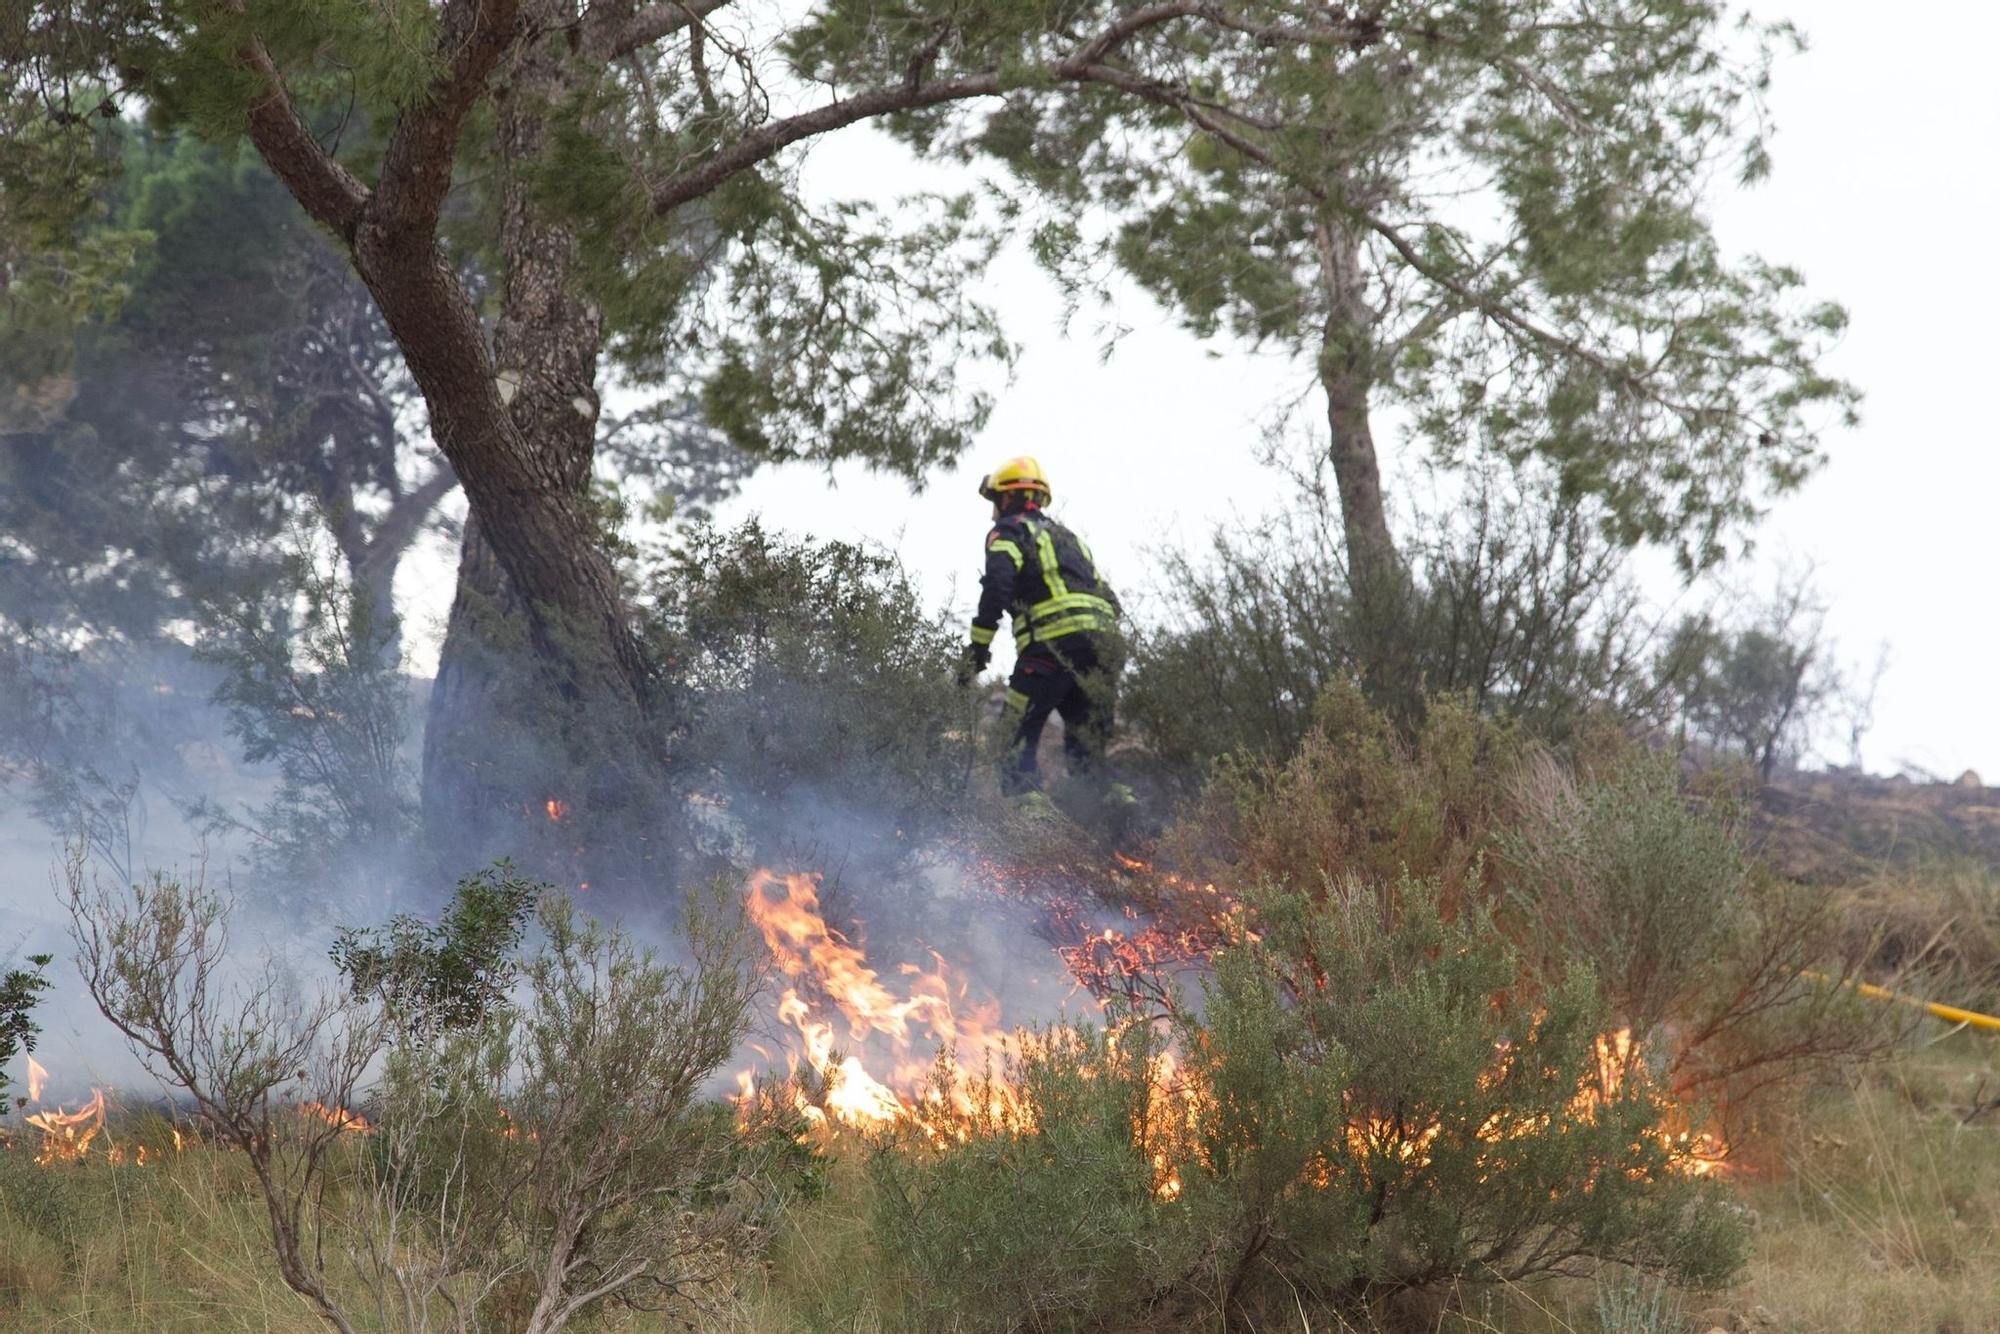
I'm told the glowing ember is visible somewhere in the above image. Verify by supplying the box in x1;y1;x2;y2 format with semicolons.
545;798;569;822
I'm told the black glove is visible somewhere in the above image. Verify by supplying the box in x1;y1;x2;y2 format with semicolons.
956;641;992;688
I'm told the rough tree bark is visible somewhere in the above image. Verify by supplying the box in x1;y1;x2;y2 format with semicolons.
420;12;674;890
233;0;662;892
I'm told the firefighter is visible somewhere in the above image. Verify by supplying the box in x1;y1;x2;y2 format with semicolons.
958;456;1130;804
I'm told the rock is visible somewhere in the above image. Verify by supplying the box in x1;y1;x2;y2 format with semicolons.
1958;769;1984;788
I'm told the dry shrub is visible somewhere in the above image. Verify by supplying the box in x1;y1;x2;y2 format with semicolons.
1832;858;2000;1011
1503;755;1899;1138
1162;682;1523;907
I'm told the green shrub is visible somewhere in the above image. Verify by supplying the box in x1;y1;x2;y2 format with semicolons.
868;1027;1192;1331
1163;683;1522;908
0;950;50;1099
359;882;771;1332
863;879;1745;1329
1167;878;1744;1316
1504;756;1890;1121
642;520;977;850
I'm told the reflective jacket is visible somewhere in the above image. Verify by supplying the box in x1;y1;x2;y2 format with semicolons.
969;506;1120;655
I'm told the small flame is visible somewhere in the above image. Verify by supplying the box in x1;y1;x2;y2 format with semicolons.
27;1089;107;1165
26;1053;47;1103
301;1101;373;1133
545;798;569;822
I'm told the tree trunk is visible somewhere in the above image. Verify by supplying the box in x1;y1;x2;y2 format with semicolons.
412;18;674;899
1314;215;1411;703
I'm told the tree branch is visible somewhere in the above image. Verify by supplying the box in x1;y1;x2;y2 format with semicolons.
1362;214;1628;380
359;462;461;590
236;37;370;238
646;0;1210;217
373;0;523;237
598;0;737;61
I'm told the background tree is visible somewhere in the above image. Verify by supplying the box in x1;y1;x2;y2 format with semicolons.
0;120;748;888
1656;576;1843;777
1;129;448;638
6;0;1326;892
828;0;1859;692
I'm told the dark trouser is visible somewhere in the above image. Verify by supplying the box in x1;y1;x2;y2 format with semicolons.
1002;632;1119;795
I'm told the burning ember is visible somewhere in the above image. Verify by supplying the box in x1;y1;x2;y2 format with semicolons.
545;798;570;822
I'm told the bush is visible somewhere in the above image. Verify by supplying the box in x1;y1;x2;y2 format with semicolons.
359;882;770;1332
1161;683;1885;1132
864;878;1746;1329
1163;683;1523;908
0;950;50;1100
1504;756;1891;1125
868;1026;1191;1330
1123;468;1657;785
642;520;978;856
1170;878;1745;1313
68;850;773;1333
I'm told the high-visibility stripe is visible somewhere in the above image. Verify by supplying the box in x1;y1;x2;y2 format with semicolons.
1025;592;1116;625
1013;611;1116;650
987;538;1024;570
1033;524;1070;598
969;624;997;646
1003;688;1030;715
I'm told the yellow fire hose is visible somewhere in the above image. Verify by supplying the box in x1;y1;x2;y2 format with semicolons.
1805;971;2000;1035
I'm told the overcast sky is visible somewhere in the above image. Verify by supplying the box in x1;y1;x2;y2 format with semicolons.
396;2;2000;780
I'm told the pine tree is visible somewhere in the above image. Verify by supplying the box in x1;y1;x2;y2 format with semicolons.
5;0;1257;889
822;0;1859;689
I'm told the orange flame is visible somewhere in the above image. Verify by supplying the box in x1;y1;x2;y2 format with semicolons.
301;1101;373;1134
734;864;1729;1186
27;1089;107;1165
739;871;1019;1128
545;798;569;822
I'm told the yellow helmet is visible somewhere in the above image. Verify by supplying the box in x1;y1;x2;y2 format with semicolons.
977;455;1051;504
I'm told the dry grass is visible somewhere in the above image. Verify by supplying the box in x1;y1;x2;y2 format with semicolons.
0;1114;330;1331
1719;1032;2000;1334
1834;858;2000;1011
0;1107;754;1332
10;1041;2000;1332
